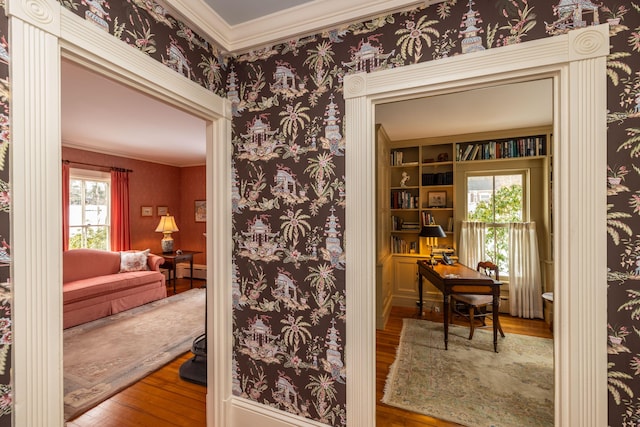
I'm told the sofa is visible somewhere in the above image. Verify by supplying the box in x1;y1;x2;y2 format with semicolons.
62;248;167;329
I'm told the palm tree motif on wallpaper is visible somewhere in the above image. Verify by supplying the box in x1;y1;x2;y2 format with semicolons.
304;41;335;102
395;14;439;63
305;152;336;211
306;263;339;324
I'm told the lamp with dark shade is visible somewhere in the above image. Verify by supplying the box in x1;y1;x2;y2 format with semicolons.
419;224;446;264
155;214;179;253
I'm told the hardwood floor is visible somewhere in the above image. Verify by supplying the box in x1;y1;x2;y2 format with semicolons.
68;284;552;426
67;278;207;427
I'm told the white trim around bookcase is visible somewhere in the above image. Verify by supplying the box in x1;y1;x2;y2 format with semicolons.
345;24;608;426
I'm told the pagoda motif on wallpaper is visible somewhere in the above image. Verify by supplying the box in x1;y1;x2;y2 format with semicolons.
240;315;281;363
459;0;485;53
320;94;344;156
271;165;309;206
239;216;281;261
342;35;394;73
163;36;192;79
271;61;308;100
322;318;345;382
546;0;602;35
273;269;310;311
237;116;283;161
321;206;344;269
83;0;110;31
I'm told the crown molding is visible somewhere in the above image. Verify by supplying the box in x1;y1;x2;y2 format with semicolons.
162;0;440;53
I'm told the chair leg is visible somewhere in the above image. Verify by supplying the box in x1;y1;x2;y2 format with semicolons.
494;315;505;338
468;306;475;340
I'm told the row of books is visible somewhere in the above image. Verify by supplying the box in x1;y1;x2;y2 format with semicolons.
390;151;418;166
456;136;546;161
390;236;418;254
391;190;418;209
391;216;421;231
422;171;453;186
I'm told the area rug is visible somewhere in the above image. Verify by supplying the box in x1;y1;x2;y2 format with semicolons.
382;318;553;427
63;288;206;420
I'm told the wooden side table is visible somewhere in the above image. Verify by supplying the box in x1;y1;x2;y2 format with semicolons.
155;250;202;293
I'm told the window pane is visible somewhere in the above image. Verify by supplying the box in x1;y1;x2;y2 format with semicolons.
467;175;494;221
494;175;523;222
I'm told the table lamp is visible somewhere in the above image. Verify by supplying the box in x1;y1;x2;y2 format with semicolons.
419;224;446;265
155;214;179;253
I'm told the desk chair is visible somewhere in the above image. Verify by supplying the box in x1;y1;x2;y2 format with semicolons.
450;261;505;340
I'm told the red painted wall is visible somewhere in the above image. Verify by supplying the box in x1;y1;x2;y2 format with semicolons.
179;166;206;265
62;147;205;260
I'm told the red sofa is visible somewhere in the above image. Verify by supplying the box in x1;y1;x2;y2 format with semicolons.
62;248;167;329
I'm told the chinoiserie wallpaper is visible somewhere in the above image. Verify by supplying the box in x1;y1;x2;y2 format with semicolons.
0;0;634;426
0;0;10;425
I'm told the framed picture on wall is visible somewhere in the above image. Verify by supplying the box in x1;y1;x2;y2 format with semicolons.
157;206;168;216
141;206;153;217
195;200;206;222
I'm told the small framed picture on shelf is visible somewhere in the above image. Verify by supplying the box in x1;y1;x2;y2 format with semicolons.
428;191;447;208
141;206;153;217
157;206;169;216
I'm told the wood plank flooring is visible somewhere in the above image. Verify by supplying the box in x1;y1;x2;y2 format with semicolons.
68;282;552;426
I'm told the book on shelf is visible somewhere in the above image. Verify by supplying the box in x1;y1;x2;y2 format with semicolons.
447;216;453;232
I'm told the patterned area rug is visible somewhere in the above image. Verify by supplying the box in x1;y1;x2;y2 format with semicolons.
63;288;205;420
382;318;553;427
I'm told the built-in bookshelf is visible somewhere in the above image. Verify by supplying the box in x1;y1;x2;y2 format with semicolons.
387;128;550;256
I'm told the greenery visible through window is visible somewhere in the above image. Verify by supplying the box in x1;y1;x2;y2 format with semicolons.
69;169;110;250
466;172;526;275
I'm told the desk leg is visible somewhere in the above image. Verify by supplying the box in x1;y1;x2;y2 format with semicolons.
443;292;449;350
493;294;499;353
418;275;424;318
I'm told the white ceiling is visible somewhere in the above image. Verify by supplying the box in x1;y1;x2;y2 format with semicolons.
61;1;552;167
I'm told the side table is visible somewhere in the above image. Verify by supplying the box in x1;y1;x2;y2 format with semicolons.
155;250;202;293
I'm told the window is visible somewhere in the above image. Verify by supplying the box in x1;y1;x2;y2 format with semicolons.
69;169;111;250
466;171;528;275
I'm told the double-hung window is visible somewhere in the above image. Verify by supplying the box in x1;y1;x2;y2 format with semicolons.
466;170;528;276
69;168;111;250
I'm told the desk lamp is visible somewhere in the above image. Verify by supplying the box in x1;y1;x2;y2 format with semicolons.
419;224;446;265
155;214;179;253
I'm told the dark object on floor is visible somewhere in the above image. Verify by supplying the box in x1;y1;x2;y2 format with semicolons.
179;333;206;385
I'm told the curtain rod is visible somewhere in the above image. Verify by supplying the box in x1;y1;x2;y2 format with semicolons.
62;160;133;173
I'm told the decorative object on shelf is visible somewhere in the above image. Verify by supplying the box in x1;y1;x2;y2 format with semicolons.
400;172;410;187
141;206;152;217
419;224;446;265
437;152;449;162
428;191;447;208
195;200;206;222
155;213;179;253
157;206;168;216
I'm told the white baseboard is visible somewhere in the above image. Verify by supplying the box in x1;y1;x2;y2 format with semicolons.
176;263;207;279
227;397;328;427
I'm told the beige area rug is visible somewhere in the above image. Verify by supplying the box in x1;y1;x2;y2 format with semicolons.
382;318;553;427
63;288;205;420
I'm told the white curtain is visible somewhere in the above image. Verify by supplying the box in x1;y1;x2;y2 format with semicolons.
459;221;486;268
508;222;543;318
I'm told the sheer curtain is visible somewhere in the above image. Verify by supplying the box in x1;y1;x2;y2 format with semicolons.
458;221;486;268
508;222;543;318
62;162;70;251
110;169;131;251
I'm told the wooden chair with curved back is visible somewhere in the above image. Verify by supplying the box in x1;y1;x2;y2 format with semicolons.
450;261;505;340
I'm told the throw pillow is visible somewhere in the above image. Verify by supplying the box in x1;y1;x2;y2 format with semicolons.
119;249;151;272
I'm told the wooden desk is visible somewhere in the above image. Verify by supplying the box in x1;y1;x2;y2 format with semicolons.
156;251;201;293
417;260;502;352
